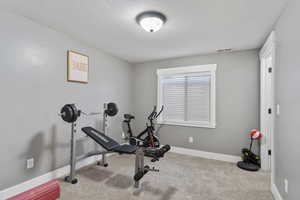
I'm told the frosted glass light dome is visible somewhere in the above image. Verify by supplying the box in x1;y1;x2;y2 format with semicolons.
136;11;167;33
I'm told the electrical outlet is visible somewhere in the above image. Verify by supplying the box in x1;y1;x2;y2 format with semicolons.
284;179;288;193
276;104;280;116
27;158;34;169
188;137;194;143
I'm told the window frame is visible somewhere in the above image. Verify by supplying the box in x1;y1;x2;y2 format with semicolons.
157;64;217;128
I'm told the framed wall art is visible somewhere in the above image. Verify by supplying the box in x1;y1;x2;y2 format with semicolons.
67;50;89;83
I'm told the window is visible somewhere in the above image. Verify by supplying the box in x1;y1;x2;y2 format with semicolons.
157;64;217;128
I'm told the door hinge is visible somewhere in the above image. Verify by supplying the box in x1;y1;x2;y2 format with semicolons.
268;108;272;114
268;149;272;156
268;68;272;73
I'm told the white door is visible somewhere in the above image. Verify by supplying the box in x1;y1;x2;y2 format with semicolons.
260;32;275;183
261;55;273;168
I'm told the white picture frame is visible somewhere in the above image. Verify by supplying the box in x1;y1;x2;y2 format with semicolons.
67;50;89;83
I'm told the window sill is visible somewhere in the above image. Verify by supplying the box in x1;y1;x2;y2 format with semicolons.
157;120;216;129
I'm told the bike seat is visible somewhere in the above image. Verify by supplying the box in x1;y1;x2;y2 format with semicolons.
124;114;135;120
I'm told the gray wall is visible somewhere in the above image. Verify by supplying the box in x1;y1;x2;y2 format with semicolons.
0;12;132;190
274;0;300;199
132;50;260;156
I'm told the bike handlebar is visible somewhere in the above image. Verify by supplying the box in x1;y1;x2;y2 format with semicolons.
147;105;164;121
148;106;157;120
155;105;164;119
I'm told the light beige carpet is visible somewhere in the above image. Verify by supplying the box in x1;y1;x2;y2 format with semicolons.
59;152;273;200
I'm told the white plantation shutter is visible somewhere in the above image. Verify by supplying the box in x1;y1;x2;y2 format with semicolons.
162;76;185;121
157;65;216;128
186;75;211;122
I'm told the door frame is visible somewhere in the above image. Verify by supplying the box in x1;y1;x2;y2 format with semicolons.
259;31;275;184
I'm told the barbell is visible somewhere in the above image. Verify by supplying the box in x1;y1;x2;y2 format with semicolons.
60;103;118;123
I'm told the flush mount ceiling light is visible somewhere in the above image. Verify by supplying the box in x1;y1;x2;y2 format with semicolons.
136;11;167;33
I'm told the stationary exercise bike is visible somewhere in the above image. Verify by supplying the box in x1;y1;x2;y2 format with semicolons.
123;106;164;148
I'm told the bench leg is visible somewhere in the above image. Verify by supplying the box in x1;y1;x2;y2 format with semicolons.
134;148;144;188
97;154;108;167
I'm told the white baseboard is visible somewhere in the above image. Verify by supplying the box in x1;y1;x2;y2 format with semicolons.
1;155;104;199
271;183;283;200
170;146;241;163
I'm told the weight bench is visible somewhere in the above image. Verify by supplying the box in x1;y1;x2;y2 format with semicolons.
65;126;170;188
82;127;149;188
82;127;137;154
60;103;170;188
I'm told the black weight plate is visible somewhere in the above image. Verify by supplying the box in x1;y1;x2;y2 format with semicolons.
60;105;73;123
61;104;77;123
105;102;118;116
69;104;79;122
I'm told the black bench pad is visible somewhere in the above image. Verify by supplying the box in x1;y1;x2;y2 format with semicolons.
82;126;137;154
113;144;137;154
